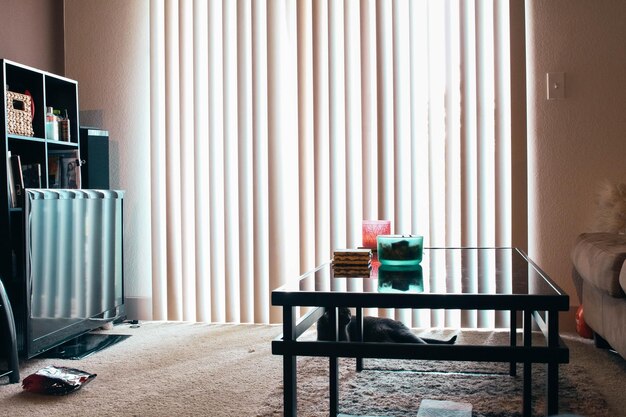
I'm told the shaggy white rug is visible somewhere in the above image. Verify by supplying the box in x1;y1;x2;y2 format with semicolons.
260;330;611;417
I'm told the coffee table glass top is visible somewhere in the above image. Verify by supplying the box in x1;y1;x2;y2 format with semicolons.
273;248;567;308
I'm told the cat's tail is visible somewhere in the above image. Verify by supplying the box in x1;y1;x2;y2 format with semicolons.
421;334;457;345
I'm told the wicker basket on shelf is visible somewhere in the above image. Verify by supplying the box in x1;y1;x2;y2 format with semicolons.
6;91;34;137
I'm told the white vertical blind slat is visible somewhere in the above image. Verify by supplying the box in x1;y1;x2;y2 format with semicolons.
376;0;394;320
328;0;346;294
376;0;394;225
164;0;183;320
344;0;363;293
476;0;497;329
460;0;478;248
179;0;197;322
444;0;461;248
149;0;167;320
193;0;211;322
392;0;411;323
476;0;496;248
297;0;316;277
208;0;226;322
329;0;347;260
237;0;254;323
360;0;378;223
251;0;270;323
409;0;430;239
460;0;479;328
427;1;446;249
392;0;410;234
494;0;512;328
444;0;462;328
410;0;431;328
359;0;378;316
344;0;362;249
313;0;330;288
495;0;512;247
267;0;300;323
223;0;241;323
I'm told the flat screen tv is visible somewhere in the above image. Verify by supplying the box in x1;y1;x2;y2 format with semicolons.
23;189;125;358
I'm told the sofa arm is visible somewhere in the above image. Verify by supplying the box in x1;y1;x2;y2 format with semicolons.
571;232;626;297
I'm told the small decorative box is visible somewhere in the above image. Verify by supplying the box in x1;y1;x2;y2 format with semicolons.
362;220;391;250
377;235;424;266
6;91;34;137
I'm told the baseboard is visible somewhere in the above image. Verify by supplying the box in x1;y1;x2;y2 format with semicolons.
124;296;153;321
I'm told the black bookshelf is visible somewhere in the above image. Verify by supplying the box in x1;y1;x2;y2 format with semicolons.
0;59;81;359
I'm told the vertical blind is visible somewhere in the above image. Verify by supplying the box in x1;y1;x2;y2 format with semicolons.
149;0;526;326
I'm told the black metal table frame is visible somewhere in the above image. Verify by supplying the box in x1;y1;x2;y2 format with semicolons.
272;261;569;417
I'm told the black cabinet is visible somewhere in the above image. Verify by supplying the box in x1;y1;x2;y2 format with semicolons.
79;127;109;189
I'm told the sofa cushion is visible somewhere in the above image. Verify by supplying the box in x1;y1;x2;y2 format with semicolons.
571;232;626;297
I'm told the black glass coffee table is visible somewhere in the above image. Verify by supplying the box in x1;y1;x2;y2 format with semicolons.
272;247;569;417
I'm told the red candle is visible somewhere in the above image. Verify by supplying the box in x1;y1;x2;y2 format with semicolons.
362;220;391;249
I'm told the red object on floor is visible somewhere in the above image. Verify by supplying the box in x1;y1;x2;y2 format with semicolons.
575;305;593;339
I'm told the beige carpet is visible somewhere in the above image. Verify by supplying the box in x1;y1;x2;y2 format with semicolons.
1;322;283;417
0;322;624;417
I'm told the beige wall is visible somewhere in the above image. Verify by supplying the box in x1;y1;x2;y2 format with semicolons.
527;0;626;306
64;0;152;319
0;0;64;74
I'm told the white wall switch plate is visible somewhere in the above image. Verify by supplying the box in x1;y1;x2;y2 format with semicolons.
547;72;565;100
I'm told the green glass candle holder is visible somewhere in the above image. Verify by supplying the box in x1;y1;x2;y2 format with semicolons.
376;235;423;266
377;265;423;293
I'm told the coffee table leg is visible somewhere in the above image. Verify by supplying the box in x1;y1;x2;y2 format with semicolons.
285;355;297;417
327;307;339;416
546;310;560;416
510;309;516;376
356;307;363;372
283;306;297;417
546;362;558;416
523;310;532;417
330;356;339;416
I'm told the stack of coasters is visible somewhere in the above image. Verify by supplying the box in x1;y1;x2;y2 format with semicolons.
332;249;372;276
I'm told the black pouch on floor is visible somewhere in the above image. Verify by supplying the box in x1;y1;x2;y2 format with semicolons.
22;365;96;395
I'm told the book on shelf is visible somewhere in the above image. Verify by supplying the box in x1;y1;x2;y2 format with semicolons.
7;151;24;208
22;163;42;188
48;149;81;189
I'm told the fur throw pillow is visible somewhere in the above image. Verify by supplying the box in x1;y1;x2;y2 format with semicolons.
594;180;626;234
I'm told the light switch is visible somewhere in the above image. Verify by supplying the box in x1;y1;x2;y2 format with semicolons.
547;72;565;100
